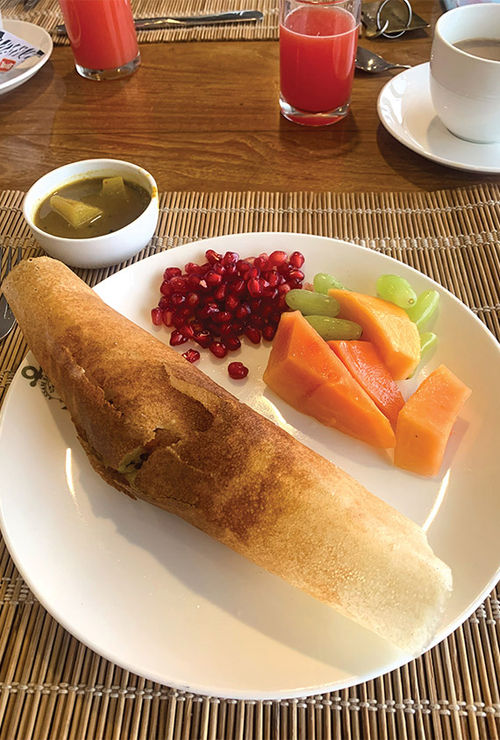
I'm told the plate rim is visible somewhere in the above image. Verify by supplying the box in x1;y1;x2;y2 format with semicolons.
377;62;500;174
1;232;499;700
0;19;53;96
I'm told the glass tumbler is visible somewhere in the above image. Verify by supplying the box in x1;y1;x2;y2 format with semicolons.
279;0;361;126
58;0;140;81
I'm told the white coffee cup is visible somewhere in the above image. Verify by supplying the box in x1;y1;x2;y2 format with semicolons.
430;3;500;143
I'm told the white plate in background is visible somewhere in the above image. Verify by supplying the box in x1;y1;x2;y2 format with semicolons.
0;19;52;96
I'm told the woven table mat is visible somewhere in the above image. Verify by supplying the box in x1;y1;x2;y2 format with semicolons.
0;0;279;43
0;187;499;740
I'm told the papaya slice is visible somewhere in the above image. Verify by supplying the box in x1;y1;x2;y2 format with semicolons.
394;364;471;476
263;311;396;448
328;340;405;427
329;289;421;380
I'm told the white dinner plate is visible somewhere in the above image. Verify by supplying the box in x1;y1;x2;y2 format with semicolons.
0;19;52;96
377;63;500;173
0;233;499;700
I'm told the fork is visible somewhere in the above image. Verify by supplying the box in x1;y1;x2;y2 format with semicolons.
0;245;22;341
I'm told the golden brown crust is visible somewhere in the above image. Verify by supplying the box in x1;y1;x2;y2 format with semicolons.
4;257;452;653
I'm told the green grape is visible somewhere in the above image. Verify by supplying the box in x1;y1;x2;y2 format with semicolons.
419;331;438;358
285;289;340;316
313;272;345;294
406;290;440;330
305;315;362;341
376;274;417;309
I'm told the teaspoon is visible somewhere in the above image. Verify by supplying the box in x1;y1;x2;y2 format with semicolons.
356;45;411;73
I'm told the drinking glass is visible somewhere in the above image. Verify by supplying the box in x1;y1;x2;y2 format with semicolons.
58;0;140;81
279;0;361;126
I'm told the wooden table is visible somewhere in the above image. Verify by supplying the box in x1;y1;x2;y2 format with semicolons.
1;0;498;194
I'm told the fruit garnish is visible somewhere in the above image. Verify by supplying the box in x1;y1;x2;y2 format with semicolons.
152;248;306;376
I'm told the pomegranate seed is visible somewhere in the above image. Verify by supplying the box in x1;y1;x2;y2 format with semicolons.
266;271;280;287
170;330;188;346
247;266;260;279
247;277;261;297
163;266;182;280
194;331;212;348
171;293;186;306
151;307;163;325
262;325;276;341
182;348;200;363
278;283;292;296
253;256;268;271
186;292;200;308
160;280;172;296
225;294;239;312
278;262;291;275
222;251;239;266
170;276;188;293
205;249;222;265
245;327;261;344
172;314;186;330
235;302;251;320
209;341;227;358
249;315;264;329
185;262;202;275
187;273;201;289
221;332;241;351
289;251;305;268
228;362;249;379
262;286;278;300
236;260;251;275
199;303;218;320
288;269;305;282
230;278;246;295
158;295;170;310
224;264;237;277
268;250;288;266
261;302;273;318
162;310;173;327
206;270;223;287
213;262;226;275
180;323;195;338
214;284;227;301
214;310;232;324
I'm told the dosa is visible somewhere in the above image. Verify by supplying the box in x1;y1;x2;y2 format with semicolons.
3;257;452;653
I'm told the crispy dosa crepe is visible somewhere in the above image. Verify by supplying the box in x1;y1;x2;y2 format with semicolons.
3;257;452;653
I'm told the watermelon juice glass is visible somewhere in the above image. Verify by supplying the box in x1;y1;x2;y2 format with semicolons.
279;0;360;125
58;0;140;80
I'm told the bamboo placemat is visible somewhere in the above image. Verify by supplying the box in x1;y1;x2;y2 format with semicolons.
0;186;499;740
0;0;279;43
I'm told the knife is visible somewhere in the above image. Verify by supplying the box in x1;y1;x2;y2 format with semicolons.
56;10;264;35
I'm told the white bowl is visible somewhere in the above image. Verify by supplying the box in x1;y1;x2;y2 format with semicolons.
23;159;159;269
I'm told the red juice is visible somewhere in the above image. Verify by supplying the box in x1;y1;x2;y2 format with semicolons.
59;0;138;71
280;4;358;113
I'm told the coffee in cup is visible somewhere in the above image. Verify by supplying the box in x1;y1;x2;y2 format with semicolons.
430;3;500;143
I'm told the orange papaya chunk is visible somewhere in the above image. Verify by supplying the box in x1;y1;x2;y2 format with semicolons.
328;340;405;427
263;311;339;403
394;364;472;476
264;311;396;448
329;289;421;380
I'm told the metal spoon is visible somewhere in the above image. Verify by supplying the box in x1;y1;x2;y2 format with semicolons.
355;45;411;73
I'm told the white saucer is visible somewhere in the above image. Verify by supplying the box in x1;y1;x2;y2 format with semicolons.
0;19;52;96
377;62;500;173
